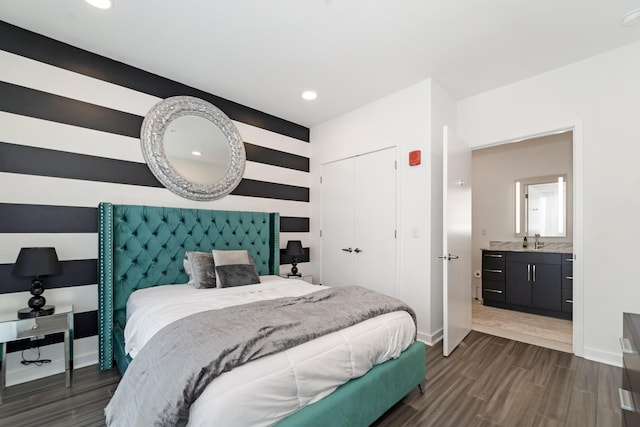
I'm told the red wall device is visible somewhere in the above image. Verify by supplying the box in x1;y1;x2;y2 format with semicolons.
409;150;421;166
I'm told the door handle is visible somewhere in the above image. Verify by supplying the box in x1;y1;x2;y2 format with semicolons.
438;254;459;260
354;248;363;253
341;247;352;253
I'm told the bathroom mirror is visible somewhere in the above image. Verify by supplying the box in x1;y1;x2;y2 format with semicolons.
514;174;567;237
140;96;246;201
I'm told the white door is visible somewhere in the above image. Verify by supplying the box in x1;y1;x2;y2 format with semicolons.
321;158;355;287
442;126;472;356
321;148;397;296
353;148;397;297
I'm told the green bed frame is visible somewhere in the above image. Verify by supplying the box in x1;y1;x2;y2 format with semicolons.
98;202;425;425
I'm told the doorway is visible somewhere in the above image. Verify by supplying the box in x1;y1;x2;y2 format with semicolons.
470;127;580;354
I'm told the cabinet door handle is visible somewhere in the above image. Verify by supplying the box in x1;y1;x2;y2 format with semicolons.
354;248;363;253
532;264;536;282
341;247;352;252
484;289;503;294
565;276;573;280
620;388;636;412
527;264;531;282
484;254;503;258
483;269;502;273
564;258;573;263
620;337;637;354
565;299;573;304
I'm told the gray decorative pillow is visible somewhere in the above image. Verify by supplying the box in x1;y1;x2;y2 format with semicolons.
212;250;256;287
186;251;216;289
215;264;260;288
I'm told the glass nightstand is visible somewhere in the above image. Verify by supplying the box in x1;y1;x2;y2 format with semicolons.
0;304;74;404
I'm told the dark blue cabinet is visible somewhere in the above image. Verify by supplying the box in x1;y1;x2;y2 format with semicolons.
482;250;571;320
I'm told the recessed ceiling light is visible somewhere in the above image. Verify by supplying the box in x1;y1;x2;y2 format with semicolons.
622;9;640;26
86;0;113;10
301;90;318;101
191;151;202;156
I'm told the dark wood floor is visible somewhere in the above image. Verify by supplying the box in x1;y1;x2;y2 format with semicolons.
0;363;120;427
375;331;623;427
0;331;623;427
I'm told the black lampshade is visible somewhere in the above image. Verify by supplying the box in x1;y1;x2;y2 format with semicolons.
13;247;61;278
285;241;304;277
12;247;61;318
285;240;304;257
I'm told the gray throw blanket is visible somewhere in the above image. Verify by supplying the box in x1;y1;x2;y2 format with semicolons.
105;286;416;426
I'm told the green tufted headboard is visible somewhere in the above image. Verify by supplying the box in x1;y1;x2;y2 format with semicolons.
98;202;280;372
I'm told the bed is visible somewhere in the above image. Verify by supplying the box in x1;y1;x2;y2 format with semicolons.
97;202;426;426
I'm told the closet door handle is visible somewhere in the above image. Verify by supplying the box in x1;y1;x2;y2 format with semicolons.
341;247;353;253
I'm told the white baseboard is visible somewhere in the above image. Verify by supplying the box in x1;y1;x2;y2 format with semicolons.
417;328;442;346
583;346;622;368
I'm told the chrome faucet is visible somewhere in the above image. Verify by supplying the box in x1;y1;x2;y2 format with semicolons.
534;234;544;250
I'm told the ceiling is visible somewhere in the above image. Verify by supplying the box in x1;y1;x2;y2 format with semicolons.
1;0;640;128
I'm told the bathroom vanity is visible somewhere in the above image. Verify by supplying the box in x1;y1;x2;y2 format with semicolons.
482;249;573;320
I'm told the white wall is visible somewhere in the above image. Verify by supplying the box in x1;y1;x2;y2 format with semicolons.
0;45;310;385
310;79;457;343
458;40;640;366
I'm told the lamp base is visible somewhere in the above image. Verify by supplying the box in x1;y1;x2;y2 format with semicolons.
18;305;55;319
287;273;301;277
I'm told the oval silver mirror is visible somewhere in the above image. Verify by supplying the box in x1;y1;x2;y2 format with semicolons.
141;96;246;201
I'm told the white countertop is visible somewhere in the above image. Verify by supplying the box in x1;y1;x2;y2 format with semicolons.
483;240;573;254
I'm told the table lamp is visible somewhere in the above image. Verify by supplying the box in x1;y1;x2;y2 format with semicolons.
12;247;61;319
285;240;304;277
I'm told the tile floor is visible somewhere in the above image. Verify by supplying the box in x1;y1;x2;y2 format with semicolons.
472;301;573;353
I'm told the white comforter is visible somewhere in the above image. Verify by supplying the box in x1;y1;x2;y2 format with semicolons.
125;276;416;427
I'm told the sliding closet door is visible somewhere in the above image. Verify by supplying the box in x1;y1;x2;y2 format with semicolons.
321;148;397;297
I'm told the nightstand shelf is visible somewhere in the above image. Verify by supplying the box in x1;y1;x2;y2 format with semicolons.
0;304;74;404
281;274;313;284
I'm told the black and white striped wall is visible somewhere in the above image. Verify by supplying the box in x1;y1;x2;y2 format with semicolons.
0;21;310;385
